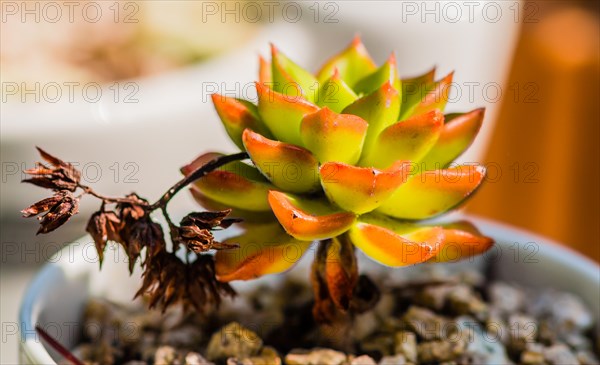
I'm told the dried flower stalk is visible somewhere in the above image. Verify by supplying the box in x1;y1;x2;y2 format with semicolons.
22;147;248;313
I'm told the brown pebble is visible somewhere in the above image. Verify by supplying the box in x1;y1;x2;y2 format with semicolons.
229;346;281;365
416;284;456;311
206;322;263;362
185;352;214;365
488;282;525;314
507;314;538;354
577;350;600;365
529;292;593;332
447;285;488;320
417;339;466;363
285;348;347;365
393;331;417;363
349;354;377;365
521;348;547;365
378;354;406;365
154;346;180;365
485;310;510;344
402;306;448;341
543;343;580;365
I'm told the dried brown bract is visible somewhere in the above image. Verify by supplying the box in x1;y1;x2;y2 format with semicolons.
311;237;358;324
311;236;380;324
177;209;241;253
21;147;250;315
22;190;80;234
117;193;148;221
86;210;122;266
102;194;166;273
23;147;81;192
136;252;235;313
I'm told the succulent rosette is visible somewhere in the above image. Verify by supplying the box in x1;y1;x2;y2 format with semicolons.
182;37;493;288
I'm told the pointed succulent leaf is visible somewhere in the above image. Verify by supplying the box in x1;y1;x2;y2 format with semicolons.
215;223;312;281
258;55;271;84
300;107;368;165
243;129;320;193
360;110;444;169
420;108;485;170
342;82;401;157
407;72;454;118
268;191;356;241
348;215;444;267
377;165;486;220
431;221;494;263
256;82;319;147
188;189;276;223
315;69;358;112
320;161;411;214
182;152;273;212
316;35;377;87
400;67;436;118
271;44;318;102
211;94;272;150
353;53;402;97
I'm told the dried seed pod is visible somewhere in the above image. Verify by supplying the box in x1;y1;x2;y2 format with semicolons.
23;147;81;192
22;191;79;234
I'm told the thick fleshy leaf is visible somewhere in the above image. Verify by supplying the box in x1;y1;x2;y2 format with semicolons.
256;82;319;147
316;35;377;87
431;221;494;263
188;189;275;223
215;223;312;281
353;53;401;97
360;110;444;169
342;82;401;157
271;44;318;102
211;94;272;150
408;72;454;118
268;191;356;241
348;215;444;267
400;67;436;118
243;129;320;193
377;165;486;220
315;69;358;112
420;109;485;170
300;107;368;165
182;153;274;212
320;161;411;214
258;55;271;84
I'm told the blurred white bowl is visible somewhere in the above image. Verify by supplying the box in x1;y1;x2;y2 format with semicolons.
19;216;600;364
0;21;317;217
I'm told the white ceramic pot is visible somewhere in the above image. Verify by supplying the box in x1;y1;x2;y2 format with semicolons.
19;216;599;364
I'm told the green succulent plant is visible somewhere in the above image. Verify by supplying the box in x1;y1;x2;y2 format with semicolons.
182;37;493;316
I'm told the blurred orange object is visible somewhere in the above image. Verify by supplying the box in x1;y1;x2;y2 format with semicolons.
468;2;600;262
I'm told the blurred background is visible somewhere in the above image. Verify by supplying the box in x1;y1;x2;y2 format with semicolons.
1;0;599;362
466;0;600;262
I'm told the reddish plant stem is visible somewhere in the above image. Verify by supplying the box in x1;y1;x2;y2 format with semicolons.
148;152;248;211
79;185;146;205
78;152;249;212
36;325;84;365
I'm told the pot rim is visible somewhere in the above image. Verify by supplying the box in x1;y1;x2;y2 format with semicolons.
18;215;600;364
